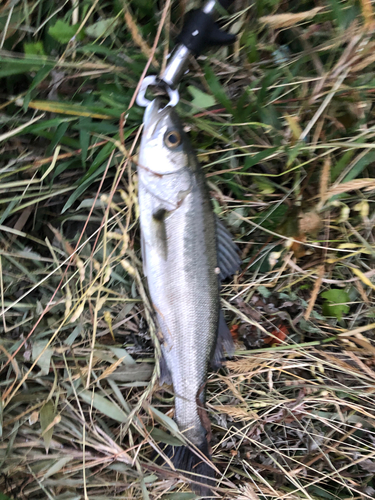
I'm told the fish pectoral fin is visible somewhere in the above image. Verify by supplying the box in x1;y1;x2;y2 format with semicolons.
216;216;242;281
152;208;169;260
211;309;235;369
152;208;168;222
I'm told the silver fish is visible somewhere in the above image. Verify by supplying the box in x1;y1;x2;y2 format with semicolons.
138;98;240;495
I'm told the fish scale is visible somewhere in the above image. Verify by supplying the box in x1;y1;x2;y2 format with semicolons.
139;139;218;443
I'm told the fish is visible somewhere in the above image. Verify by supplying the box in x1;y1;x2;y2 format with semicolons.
138;97;241;496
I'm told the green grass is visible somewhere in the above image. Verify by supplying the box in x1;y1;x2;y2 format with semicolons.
1;0;375;498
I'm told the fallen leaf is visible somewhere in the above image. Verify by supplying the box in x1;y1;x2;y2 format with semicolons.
264;325;288;345
48;20;84;44
321;289;350;320
42;456;74;480
230;324;239;340
107;363;153;382
188;85;216;109
40;401;55;452
79;390;128;423
290;236;307;258
146;404;184;442
32;340;53;375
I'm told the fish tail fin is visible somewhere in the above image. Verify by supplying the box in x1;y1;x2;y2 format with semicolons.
162;440;215;497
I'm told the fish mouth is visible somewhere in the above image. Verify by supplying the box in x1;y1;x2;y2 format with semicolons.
143;98;171;138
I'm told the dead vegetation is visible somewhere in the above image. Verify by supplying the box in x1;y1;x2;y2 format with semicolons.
1;0;375;498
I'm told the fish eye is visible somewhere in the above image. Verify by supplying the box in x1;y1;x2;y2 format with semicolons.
164;130;181;148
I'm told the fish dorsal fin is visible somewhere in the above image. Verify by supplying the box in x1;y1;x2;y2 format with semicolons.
211;309;235;369
216;217;241;281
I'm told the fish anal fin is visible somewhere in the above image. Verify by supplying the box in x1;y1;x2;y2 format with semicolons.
211;310;235;370
158;350;173;386
216;217;241;280
197;403;212;452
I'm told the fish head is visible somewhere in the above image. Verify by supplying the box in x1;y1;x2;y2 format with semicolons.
139;98;189;176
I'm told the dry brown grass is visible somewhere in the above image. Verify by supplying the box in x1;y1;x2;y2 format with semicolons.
1;0;375;498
